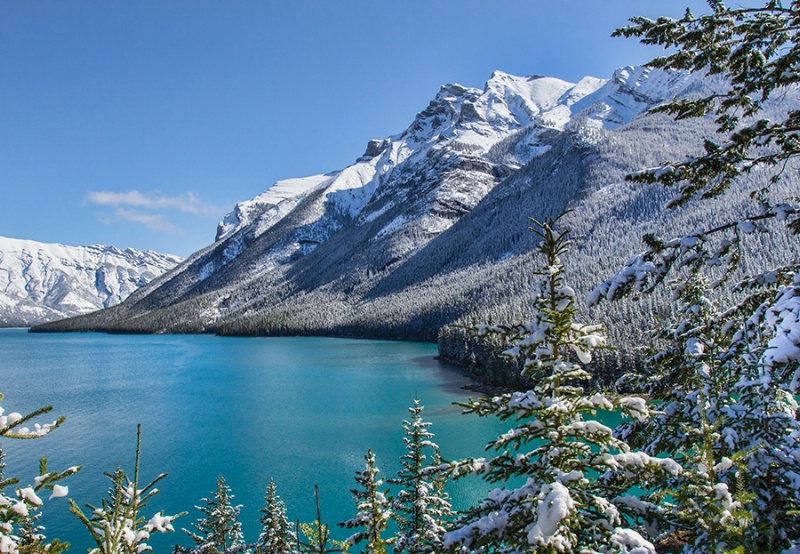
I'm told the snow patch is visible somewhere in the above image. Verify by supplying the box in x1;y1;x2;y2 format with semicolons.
526;482;575;548
216;173;333;241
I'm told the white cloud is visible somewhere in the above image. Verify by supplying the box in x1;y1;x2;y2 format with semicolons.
86;189;229;234
114;209;182;233
86;189;223;216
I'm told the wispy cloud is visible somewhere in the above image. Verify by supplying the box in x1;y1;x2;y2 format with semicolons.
87;190;222;216
86;189;228;235
114;209;182;233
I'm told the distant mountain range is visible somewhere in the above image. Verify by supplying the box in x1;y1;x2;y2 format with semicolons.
33;65;798;365
0;237;181;327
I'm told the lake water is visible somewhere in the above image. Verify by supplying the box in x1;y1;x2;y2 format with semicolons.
0;329;508;551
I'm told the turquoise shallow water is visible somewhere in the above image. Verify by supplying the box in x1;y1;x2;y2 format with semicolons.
0;329;507;552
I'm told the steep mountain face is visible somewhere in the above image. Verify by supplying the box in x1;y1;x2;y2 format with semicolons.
34;65;797;358
0;237;182;327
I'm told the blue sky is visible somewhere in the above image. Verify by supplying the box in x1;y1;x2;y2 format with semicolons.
1;1;707;257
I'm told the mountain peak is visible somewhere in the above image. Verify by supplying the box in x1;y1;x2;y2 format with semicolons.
566;65;702;129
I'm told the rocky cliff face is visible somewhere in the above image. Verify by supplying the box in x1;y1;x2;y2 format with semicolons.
0;237;181;327
33;65;796;354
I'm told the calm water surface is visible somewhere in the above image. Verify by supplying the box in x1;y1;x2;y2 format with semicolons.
0;329;507;551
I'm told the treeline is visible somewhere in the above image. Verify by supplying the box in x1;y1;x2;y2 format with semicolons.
437;325;645;391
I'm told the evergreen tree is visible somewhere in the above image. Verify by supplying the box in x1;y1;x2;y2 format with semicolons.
443;216;679;553
257;477;296;554
586;2;800;551
390;399;452;553
726;278;800;550
298;485;348;553
606;263;800;554
616;277;754;551
339;450;393;554
0;393;77;554
183;475;244;553
71;425;183;554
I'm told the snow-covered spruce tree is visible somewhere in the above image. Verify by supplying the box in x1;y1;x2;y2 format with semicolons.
71;425;183;554
339;450;393;554
601;255;800;554
389;399;452;554
443;215;681;554
0;393;77;554
182;475;245;554
257;477;296;554
614;276;762;552
584;2;800;551
728;272;800;550
298;485;348;553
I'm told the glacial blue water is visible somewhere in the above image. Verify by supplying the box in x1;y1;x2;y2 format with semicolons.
0;329;508;552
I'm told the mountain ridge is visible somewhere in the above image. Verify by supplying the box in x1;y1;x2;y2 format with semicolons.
212;66;700;249
32;64;796;372
0;236;182;327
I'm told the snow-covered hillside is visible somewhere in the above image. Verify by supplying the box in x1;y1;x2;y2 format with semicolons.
0;237;182;327
33;64;796;364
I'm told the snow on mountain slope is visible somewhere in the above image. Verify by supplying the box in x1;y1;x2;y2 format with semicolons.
212;65;699;256
215;173;334;241
34;64;732;338
206;71;605;275
570;65;701;128
0;237;181;327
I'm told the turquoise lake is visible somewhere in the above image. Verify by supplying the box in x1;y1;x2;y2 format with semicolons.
0;329;509;552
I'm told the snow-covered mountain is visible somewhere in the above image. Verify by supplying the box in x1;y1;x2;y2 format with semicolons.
34;65;797;366
214;66;697;249
0;237;182;327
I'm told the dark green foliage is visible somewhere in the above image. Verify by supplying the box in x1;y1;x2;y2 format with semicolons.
596;2;800;551
443;217;672;553
389;400;451;554
0;393;76;554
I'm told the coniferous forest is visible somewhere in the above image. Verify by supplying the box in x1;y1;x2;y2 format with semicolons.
4;1;800;553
